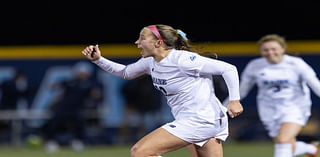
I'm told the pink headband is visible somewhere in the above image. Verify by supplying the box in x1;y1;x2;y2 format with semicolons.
147;25;163;41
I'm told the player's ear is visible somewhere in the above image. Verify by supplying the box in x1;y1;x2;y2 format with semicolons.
155;40;164;48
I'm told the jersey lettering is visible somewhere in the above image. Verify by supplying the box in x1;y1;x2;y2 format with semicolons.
152;77;167;85
263;80;289;92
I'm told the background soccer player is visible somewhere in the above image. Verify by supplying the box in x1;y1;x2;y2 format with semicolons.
239;34;319;157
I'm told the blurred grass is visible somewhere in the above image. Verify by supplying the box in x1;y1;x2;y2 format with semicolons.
0;141;317;157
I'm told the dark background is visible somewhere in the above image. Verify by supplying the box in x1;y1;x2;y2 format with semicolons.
1;0;320;45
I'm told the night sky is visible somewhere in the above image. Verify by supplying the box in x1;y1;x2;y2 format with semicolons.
1;0;320;45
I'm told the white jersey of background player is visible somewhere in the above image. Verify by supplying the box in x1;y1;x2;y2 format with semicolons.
240;34;320;157
82;24;243;157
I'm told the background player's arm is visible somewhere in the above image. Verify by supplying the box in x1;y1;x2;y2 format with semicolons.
298;59;320;97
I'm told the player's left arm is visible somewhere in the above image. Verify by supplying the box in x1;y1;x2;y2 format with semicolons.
197;56;243;117
298;59;320;97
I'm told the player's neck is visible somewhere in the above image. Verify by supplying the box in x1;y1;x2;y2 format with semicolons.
154;49;172;62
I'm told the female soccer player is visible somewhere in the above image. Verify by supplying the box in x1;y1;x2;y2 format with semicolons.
240;34;319;157
82;24;243;157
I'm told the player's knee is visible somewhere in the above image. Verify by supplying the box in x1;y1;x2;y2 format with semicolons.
275;136;294;144
131;144;159;157
130;145;145;157
130;145;138;157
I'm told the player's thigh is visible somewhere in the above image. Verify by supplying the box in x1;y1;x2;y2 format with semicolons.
187;144;199;157
276;122;303;143
131;127;190;156
196;138;223;157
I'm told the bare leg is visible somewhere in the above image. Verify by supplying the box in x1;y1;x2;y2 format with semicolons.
187;144;198;157
275;122;303;150
130;128;190;157
195;138;223;157
272;122;303;157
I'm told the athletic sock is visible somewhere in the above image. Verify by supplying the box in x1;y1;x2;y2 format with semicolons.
274;143;292;157
294;141;317;156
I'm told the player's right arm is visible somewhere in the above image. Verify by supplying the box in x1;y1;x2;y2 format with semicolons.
82;45;149;80
239;61;256;99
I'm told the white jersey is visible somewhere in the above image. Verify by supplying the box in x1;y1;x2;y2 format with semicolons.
94;49;240;123
240;54;320;117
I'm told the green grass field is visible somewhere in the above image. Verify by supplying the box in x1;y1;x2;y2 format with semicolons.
0;142;317;157
1;141;316;157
